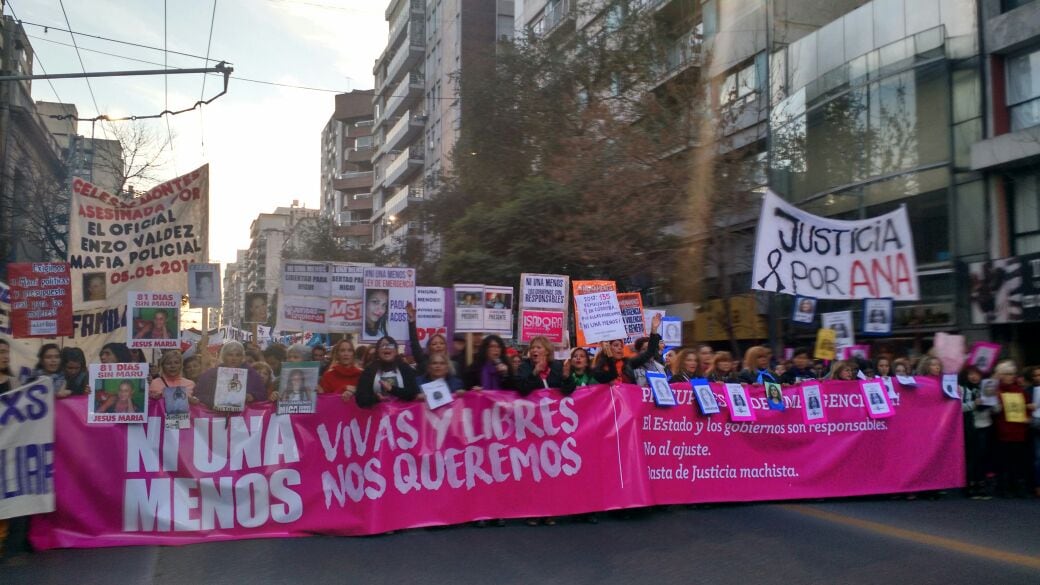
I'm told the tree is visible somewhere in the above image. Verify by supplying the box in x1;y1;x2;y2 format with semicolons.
282;215;388;264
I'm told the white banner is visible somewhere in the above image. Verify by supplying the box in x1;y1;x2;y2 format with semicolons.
327;299;362;334
68;165;208;308
520;273;569;312
573;291;626;344
282;261;331;298
329;262;371;299
415;287;446;348
0;378;55;520
361;267;415;342
751;190;918;300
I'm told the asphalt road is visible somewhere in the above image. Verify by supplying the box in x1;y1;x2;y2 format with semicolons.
3;498;1039;584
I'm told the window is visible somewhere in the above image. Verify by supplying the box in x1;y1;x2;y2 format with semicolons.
719;61;760;106
355;135;373;149
1007;48;1040;131
1009;172;1040;254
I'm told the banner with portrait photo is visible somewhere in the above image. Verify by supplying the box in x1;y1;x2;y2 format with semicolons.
187;263;221;309
68;165;208;308
0;378;55;520
128;292;180;350
361;267;415;343
453;284;485;333
520;273;569;312
821;311;854;352
751;190;918;301
7;262;73;338
282;261;330;298
483;285;513;337
87;363;148;424
277;362;320;415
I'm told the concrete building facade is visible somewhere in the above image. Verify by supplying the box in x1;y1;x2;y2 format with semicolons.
244;204;320;306
320;90;375;249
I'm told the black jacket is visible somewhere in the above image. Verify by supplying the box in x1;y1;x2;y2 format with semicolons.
355;362;420;408
515;359;564;396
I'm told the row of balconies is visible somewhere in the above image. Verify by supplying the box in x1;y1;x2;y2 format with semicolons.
383;145;424;188
381;71;424;128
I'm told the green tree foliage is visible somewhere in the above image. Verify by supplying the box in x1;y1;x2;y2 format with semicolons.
283;216;387;265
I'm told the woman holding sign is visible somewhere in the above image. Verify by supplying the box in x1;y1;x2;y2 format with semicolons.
592;313;663;385
992;361;1033;497
405;302;452;376
194;342;269;410
319;339;363;401
148;350;197;403
356;336;420;407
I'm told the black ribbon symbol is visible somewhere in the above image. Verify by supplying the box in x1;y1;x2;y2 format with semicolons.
756;249;787;292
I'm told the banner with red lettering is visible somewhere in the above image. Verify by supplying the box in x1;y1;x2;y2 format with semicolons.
29;377;961;549
751;190;918;300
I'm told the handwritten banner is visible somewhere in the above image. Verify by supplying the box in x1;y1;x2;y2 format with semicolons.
617;292;645;345
27;377;961;549
0;379;55;520
572;280;618;347
415;287;447;347
8;263;72;338
751;190;918;300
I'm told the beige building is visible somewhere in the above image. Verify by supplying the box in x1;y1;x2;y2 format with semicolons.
320;90;375;249
245;203;320;301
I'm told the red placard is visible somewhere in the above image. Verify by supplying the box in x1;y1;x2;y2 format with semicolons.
8;262;73;338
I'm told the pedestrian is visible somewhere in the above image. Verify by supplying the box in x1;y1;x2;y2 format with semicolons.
992;361;1033;497
958;366;989;498
32;343;66;395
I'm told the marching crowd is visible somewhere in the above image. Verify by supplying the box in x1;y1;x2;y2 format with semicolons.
0;304;1038;555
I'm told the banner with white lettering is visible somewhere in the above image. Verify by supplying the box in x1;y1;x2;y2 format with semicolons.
0;378;55;520
68;165;208;308
329;263;370;298
751;190;918;300
282;261;331;298
361;267;415;342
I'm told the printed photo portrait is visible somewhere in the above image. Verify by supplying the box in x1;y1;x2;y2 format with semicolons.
132;307;177;340
455;291;481;307
278;364;320;415
862;298;893;335
94;378;146;414
484;292;512;309
83;272;107;302
802;385;825;422
244;292;269;324
647;373;676;407
792;296;816;325
364;288;389;338
862;382;892;417
967;342;1000;375
693;383;720;415
189;265;221;308
725;383;754;420
164;385;190;415
765;382;785;411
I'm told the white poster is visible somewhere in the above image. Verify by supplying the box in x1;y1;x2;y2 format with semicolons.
276;295;329;332
821;310;855;353
483;285;514;336
415;287;447;348
187;263;221;308
573;290;626;344
660;316;682;346
862;298;893;335
327;298;362;334
282;261;331;298
127;291;180;350
214;367;249;412
329;262;371;298
87;362;148;424
0;378;55;520
277;362;320;414
361;267;415;342
751;190;919;300
454;284;485;333
520;273;569;312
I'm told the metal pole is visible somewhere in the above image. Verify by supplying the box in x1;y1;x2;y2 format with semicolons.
0;64;232;82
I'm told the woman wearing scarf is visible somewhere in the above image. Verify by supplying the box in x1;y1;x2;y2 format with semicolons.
561;347;596;395
463;334;514;390
515;336;563;396
355;336;420;408
738;345;777;385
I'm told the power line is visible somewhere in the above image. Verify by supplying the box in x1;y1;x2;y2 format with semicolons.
17;19;218;63
199;0;219;156
57;0;108;138
5;2;63;103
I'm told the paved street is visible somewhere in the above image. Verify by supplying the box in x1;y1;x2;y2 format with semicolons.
3;497;1038;584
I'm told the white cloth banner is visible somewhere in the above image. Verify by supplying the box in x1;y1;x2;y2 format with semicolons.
282;261;331;298
0;378;56;520
751;190;918;300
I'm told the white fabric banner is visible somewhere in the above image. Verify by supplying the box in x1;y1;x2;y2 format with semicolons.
751;190;918;300
282;261;331;298
0;378;56;520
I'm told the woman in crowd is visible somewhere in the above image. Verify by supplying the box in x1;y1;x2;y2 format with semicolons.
193;341;269;409
991;361;1033;497
892;358;912;377
629;319;667;386
592;313;663;385
97;380;139;413
515;336;563;396
405;302;453;376
916;356;943;377
561;347;596;395
99;342;132;364
182;355;204;383
33;344;65;394
252;361;276;397
696;344;715;376
263;344;287;378
148;350;197;404
464;334;514;390
738;345;776;385
779;348;815;384
286;343;311;363
319;339;364;401
356;336;420;408
875;357;892;379
825;360;856;381
707;351;740;384
669;348;703;384
356;345;373;369
958;365;989;498
416;353;465;395
244;347;264;367
59;347;89;397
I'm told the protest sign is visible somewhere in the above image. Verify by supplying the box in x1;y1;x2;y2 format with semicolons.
163;385;191;429
792;296;816;325
966;342;1000;374
751;190;918;300
361;267;415;342
415;287;447;347
861;298;892;335
213;367;249;412
483;285;513;336
821;311;854;352
87;363;148;424
813;328;837;360
276;296;328;332
660;316;682;346
573;290;626;345
617;292;645;344
128;292;179;350
454;284;485;333
30;377;962;548
8;262;73;338
187;263;221;309
519;309;565;344
572;280;619;346
68;166;208;307
327;298;362;333
329;262;370;298
0;378;55;520
244;292;269;325
277;362;320;415
282;261;330;298
520;273;569;312
801;384;826;423
860;380;894;418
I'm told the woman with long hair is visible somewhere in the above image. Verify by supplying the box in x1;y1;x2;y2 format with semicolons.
59;347;89;397
148;350;198;403
825;360;856;381
464;334;514;390
669;347;703;384
561;347;596;395
738;345;776;385
319;339;364;401
32;343;65;394
707;351;740;383
193;341;269;410
355;336;420;408
515;336;563;396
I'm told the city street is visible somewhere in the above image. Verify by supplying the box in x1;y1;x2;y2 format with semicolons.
4;497;1038;584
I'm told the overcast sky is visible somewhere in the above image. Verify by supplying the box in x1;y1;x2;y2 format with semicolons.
10;0;386;266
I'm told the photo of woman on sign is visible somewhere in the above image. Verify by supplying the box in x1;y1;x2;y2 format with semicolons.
365;288;389;338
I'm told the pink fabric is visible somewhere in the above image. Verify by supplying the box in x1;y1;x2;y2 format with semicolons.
30;378;962;549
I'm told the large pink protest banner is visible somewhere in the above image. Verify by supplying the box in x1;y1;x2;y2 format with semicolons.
30;378;962;549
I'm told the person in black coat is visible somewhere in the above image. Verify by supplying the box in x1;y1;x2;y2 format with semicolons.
355;336;420;408
591;313;663;385
515;336;564;396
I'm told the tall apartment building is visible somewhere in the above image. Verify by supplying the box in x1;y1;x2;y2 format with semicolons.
244;203;320;303
320;90;376;249
370;0;514;253
222;249;248;327
38;102;125;197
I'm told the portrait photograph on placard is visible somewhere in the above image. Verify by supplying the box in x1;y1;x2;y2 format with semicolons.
802;384;826;422
693;382;720;415
83;271;107;302
188;263;222;308
244;292;269;324
725;383;755;421
278;363;319;415
862;298;893;336
861;381;894;418
87;362;149;424
647;372;676;407
214;367;249;412
792;296;817;325
967;342;1000;375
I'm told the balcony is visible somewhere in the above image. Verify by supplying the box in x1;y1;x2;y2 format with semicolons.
653;27;703;86
345;145;373;163
384;145;424;187
383;109;427;154
383;71;424;125
384;25;425;89
334;216;373;239
384;184;425;218
345;193;373;211
388;0;425;50
333;170;373;191
542;0;575;38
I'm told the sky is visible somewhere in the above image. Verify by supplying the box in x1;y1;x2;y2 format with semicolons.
10;0;387;266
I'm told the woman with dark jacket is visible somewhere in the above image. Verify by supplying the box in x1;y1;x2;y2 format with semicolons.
515;336;564;396
463;334;514;390
738;345;777;385
405;302;454;376
356;336;421;408
561;347;596;395
592;313;662;385
59;347;90;397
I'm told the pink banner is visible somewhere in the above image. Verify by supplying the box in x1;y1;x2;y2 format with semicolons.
30;378;962;549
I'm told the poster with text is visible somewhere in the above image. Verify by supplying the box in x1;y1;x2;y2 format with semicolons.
454;284;485;333
276;295;329;332
127;292;179;350
751;190;918;300
329;263;371;298
68;165;208;308
519;309;566;344
861;298;892;335
572;280;618;346
87;363;148;424
574;290;626;345
327;298;363;334
617;292;645;345
483;285;513;336
282;261;330;298
214;367;249;412
520;273;569;312
415;287;447;348
8;262;73;338
187;263;221;309
821;310;855;352
361;267;415;342
278;362;320;414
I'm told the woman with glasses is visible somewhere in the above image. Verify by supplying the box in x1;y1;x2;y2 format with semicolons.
356;336;420;408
